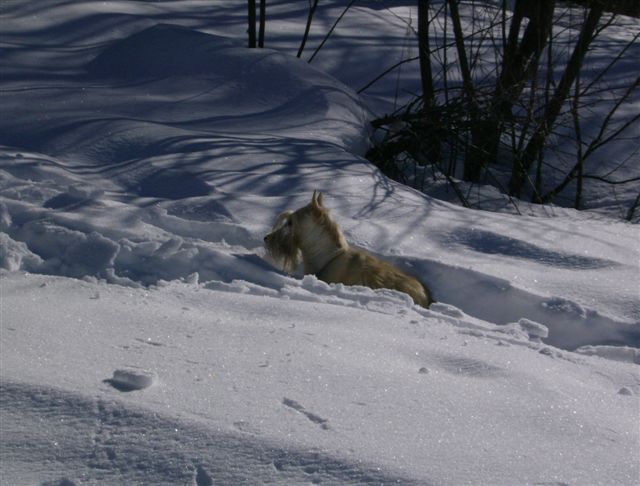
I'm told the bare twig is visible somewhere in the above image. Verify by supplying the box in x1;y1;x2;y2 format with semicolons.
581;31;640;96
308;0;357;63
358;18;499;94
298;0;319;58
583;174;640;185
358;56;419;94
583;76;640;159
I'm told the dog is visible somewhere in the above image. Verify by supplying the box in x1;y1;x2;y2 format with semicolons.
264;191;433;307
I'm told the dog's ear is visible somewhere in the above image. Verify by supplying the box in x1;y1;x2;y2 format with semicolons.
311;190;324;210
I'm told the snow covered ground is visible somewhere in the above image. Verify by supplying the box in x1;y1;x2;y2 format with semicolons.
1;1;639;484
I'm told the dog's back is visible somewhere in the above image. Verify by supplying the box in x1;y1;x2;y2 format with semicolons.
318;248;433;307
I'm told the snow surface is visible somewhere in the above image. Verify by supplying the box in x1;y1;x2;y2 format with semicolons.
1;1;639;485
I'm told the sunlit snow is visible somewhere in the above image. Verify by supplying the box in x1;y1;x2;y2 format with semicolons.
1;1;638;485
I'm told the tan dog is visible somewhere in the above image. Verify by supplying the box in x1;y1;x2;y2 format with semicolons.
264;191;433;307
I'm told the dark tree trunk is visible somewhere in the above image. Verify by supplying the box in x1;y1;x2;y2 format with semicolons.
447;0;475;101
417;0;441;166
258;0;266;48
418;0;435;105
447;0;484;181
496;0;555;111
510;4;604;197
502;0;525;77
469;0;555;184
248;0;256;48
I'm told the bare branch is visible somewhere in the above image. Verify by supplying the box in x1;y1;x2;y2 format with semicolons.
297;0;319;58
308;0;357;63
447;0;476;102
581;31;640;96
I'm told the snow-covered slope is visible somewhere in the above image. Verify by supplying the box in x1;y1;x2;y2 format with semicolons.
1;2;639;485
3;271;638;485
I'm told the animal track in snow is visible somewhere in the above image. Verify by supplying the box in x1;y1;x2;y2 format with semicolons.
434;355;504;378
41;479;78;486
134;337;165;347
194;465;213;486
104;368;157;392
282;398;330;430
233;420;260;434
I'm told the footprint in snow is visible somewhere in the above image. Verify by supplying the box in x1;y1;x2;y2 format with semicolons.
283;398;330;430
434;354;503;378
41;479;77;486
104;368;157;392
194;465;213;486
134;337;165;347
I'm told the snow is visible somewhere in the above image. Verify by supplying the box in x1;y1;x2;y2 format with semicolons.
3;272;639;485
1;1;639;485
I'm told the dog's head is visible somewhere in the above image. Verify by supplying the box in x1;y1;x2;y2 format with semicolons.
263;191;326;273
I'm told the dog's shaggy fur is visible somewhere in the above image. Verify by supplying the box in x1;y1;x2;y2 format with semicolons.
264;191;433;307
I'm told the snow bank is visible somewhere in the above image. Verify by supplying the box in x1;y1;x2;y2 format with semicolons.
575;345;640;365
2;272;639;485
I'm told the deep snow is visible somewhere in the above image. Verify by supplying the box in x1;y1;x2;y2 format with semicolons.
3;271;638;485
1;1;639;485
